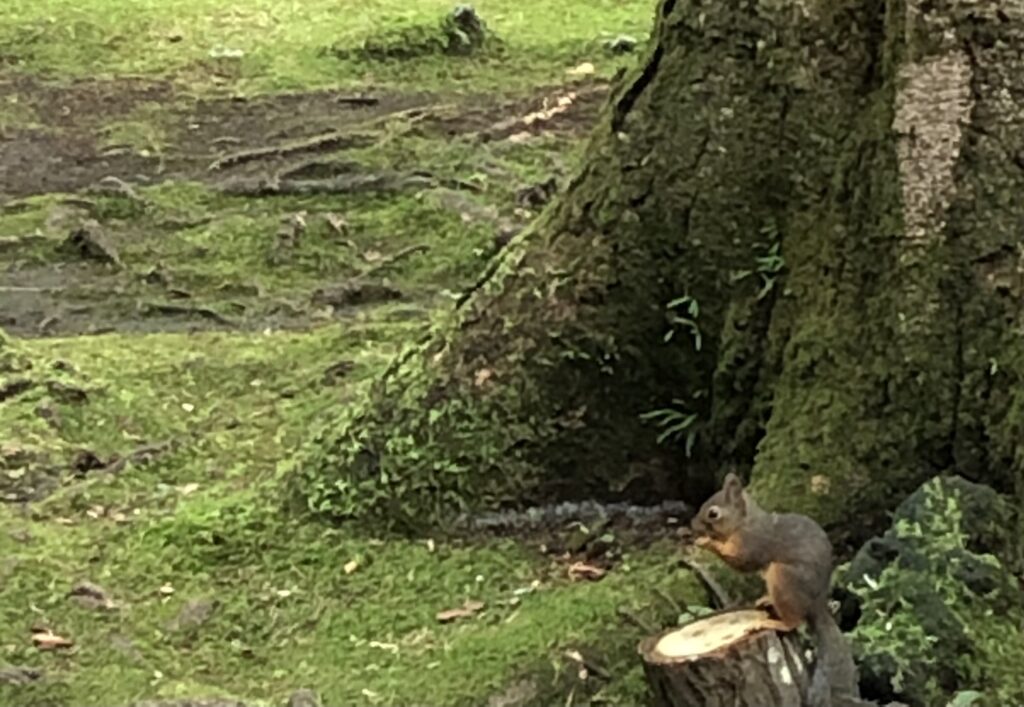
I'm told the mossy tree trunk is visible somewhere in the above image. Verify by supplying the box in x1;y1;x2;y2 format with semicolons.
297;0;1024;542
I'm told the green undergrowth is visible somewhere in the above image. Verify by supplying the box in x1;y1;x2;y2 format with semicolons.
1;0;651;94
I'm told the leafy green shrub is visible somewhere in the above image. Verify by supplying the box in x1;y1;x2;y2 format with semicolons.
841;476;1024;706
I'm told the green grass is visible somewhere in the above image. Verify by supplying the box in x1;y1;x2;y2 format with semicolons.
0;329;703;706
1;0;653;93
0;127;576;310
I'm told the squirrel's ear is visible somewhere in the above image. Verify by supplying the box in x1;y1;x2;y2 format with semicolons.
722;473;744;503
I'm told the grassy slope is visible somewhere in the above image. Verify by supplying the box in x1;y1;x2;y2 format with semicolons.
2;0;650;93
0;1;709;705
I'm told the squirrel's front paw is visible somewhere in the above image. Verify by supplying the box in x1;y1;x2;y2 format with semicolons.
754;595;773;610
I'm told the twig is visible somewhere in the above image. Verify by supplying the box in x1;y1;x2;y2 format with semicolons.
360;244;429;278
0;285;62;293
89;176;149;204
335;95;380;107
616;606;657;634
652;587;684;617
102;440;174;475
677;554;732;609
216;173;434;197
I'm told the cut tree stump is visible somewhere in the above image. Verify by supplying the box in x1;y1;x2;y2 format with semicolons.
638;608;811;707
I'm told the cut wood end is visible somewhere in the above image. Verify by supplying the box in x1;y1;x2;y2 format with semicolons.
646;609;778;663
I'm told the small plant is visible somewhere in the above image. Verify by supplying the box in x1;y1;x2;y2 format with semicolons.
731;224;785;300
639;399;699;456
663;294;701;350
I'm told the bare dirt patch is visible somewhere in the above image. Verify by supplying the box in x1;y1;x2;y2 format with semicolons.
0;74;606;338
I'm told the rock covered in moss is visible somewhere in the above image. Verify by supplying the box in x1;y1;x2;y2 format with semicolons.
327;4;495;61
839;476;1024;706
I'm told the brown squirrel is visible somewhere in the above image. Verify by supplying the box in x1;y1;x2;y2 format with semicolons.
689;472;859;707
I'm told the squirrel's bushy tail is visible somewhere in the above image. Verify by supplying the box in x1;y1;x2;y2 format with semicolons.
806;604;858;707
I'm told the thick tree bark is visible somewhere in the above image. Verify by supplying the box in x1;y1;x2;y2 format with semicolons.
296;0;1024;543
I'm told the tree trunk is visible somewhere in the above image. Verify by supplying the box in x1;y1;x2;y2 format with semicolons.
296;0;1024;544
638;609;810;707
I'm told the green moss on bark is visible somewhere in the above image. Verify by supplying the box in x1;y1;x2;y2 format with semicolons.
295;0;825;526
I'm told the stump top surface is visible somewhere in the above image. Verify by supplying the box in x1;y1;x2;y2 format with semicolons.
643;609;777;664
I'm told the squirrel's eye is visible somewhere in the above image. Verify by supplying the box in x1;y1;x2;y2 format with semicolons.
706;506;721;521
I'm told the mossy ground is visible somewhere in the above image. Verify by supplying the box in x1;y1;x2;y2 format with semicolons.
0;1;712;705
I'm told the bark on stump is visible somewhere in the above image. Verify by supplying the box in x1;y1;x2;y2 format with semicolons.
638;609;810;707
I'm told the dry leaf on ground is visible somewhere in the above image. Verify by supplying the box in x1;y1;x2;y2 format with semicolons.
568;561;606;582
31;630;74;651
436;599;485;623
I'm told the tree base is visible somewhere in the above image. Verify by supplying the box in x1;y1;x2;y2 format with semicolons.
638;609;811;707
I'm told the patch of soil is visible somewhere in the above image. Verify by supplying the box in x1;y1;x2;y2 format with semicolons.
0;73;607;338
0;76;171;198
0;75;435;198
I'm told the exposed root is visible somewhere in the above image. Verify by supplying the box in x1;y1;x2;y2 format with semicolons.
208;131;378;172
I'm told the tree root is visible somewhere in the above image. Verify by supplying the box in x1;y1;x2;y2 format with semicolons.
139;301;235;326
208;131;379;172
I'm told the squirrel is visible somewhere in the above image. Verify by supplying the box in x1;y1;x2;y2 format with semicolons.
688;472;859;707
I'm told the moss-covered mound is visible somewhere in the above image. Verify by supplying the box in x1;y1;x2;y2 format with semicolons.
327;5;498;62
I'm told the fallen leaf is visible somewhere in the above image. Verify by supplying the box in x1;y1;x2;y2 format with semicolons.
178;482;200;496
325;213;350;236
181;403;195;413
474;368;493;387
31;630;73;651
343;559;359;575
810;474;830;495
567;62;595;76
513;579;542;596
436;599;485;624
158;583;175;596
368;640;399;654
568;562;606;582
